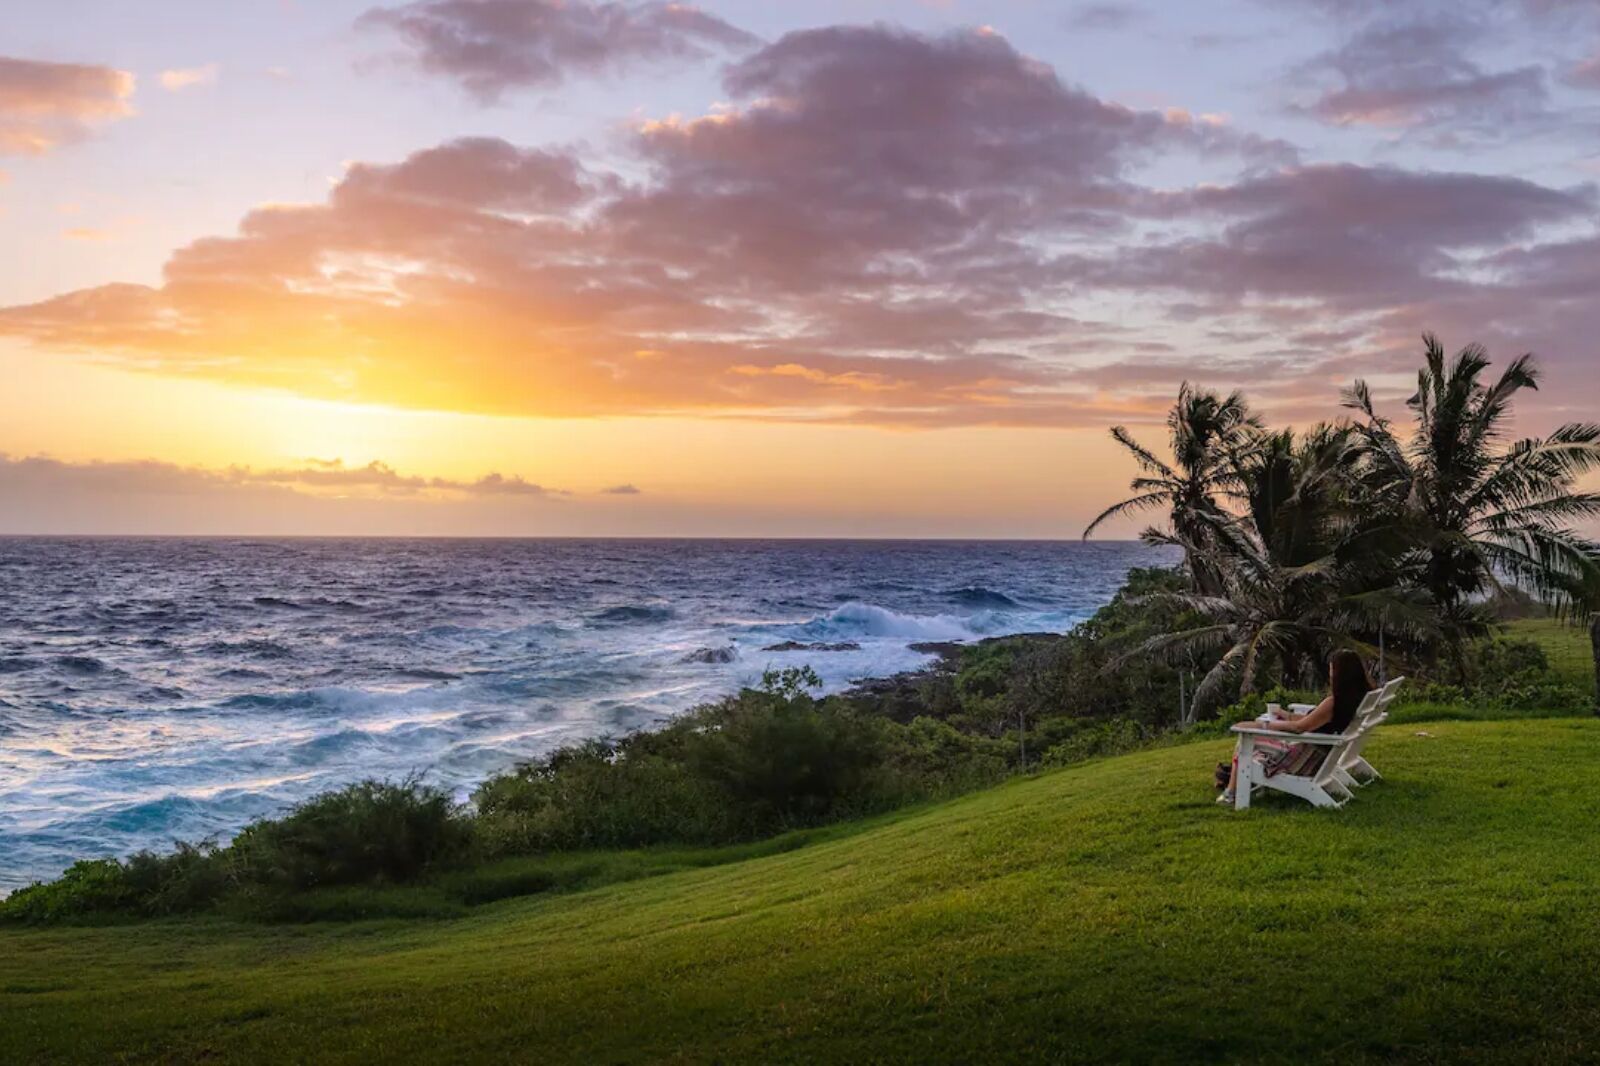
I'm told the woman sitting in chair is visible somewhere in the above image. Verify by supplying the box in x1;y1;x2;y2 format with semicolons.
1217;648;1374;806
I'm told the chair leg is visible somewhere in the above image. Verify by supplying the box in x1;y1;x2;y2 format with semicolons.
1309;786;1342;809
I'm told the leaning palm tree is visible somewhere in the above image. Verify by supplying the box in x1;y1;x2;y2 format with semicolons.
1129;426;1435;708
1084;383;1262;593
1344;335;1600;651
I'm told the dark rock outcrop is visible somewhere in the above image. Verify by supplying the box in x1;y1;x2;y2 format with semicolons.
682;646;738;664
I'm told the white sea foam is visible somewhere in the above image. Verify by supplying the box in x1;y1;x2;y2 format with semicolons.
798;601;985;641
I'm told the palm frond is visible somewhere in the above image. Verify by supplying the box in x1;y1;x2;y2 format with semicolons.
1082;491;1171;539
1108;425;1174;479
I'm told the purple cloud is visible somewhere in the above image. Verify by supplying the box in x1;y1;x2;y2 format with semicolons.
1100;165;1592;310
1067;4;1146;31
1567;51;1600;89
359;0;758;102
1288;17;1550;136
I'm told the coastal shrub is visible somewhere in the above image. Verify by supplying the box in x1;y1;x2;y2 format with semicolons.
0;844;237;922
1;859;144;922
120;842;231;914
1040;718;1146;768
1389;637;1590;716
1459;638;1588;712
476;739;728;853
688;699;885;828
1025;568;1216;727
836;568;1213;751
0;782;473;922
881;717;1010;789
477;670;901;853
228;780;474;890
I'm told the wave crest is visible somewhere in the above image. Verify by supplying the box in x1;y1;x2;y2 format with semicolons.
799;602;979;642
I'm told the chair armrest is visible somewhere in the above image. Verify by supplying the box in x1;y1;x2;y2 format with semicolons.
1289;703;1316;713
1229;725;1345;745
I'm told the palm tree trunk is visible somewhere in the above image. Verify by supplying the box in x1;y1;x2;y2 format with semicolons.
1185;549;1222;596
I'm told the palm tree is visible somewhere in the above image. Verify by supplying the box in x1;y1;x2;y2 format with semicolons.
1130;426;1435;708
1344;335;1600;654
1084;383;1262;593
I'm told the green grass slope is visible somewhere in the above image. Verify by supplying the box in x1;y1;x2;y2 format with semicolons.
6;719;1600;1064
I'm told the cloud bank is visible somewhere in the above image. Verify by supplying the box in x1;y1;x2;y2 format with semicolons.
2;21;1597;429
0;454;570;498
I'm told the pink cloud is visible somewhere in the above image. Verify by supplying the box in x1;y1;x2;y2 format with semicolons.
0;56;135;156
159;64;219;92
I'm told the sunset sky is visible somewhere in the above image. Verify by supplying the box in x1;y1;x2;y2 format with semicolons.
3;0;1598;536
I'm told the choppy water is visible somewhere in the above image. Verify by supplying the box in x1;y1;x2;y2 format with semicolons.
0;538;1168;891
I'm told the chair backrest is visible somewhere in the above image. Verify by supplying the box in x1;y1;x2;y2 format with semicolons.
1343;687;1385;735
1376;677;1405;714
1302;700;1377;783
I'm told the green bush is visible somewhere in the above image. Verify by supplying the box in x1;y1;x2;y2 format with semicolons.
1391;637;1591;716
882;717;1010;789
478;671;900;854
228;780;473;890
476;740;727;854
1;781;472;923
1459;639;1589;712
687;694;886;830
2;860;142;923
1040;718;1146;768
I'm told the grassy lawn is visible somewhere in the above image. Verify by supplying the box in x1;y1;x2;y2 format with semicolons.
7;717;1600;1063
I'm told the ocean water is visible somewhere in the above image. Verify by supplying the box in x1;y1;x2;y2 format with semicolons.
0;538;1168;891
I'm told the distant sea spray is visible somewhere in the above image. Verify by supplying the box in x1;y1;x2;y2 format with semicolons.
0;538;1172;891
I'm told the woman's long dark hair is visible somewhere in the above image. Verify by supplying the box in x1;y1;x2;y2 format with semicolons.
1328;648;1375;731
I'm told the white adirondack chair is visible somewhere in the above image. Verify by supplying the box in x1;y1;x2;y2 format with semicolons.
1332;677;1404;788
1229;686;1386;810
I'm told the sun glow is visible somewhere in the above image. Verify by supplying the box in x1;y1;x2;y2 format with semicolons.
0;339;1136;536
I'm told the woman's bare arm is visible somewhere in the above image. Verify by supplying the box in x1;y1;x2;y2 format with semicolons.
1268;696;1333;733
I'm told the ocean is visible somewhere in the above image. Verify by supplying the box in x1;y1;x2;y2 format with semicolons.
0;538;1169;891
